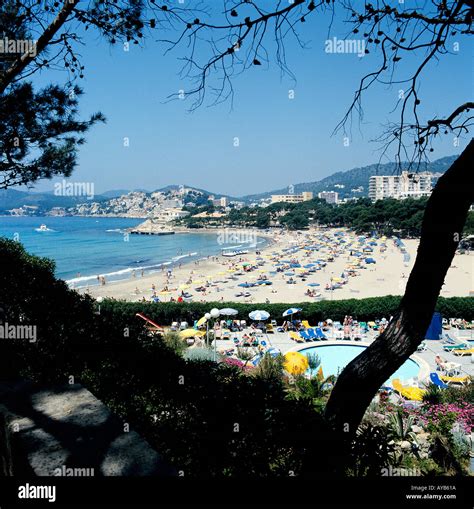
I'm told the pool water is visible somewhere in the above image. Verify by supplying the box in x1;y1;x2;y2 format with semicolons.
301;344;420;384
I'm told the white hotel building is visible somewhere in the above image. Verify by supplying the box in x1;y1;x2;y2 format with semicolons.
369;172;432;201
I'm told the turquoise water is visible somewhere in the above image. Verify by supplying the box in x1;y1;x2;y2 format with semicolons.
301;344;420;383
0;216;268;287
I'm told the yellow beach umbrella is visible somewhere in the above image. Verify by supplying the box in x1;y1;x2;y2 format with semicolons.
180;329;206;338
196;316;207;327
283;352;309;375
159;290;171;295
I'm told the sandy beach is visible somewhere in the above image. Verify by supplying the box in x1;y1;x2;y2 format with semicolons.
77;228;473;303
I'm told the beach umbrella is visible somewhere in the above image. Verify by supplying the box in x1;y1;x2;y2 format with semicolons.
282;308;302;317
304;263;316;268
159;290;171;295
249;310;270;321
180;329;206;338
285;272;295;276
196;316;207;327
283;352;309;375
220;308;238;316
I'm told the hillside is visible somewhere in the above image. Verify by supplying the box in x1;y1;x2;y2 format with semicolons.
242;155;457;201
0;189;111;214
0;155;458;216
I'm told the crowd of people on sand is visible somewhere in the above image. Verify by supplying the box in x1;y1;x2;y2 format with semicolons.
82;230;434;302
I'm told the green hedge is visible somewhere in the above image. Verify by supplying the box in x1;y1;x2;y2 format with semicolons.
100;295;474;326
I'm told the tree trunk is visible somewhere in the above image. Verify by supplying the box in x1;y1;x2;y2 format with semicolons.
323;139;474;455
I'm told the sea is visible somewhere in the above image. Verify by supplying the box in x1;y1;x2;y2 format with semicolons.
0;217;268;288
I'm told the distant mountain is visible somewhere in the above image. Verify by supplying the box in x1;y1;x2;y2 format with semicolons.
0;189;110;213
0;155;458;215
242;155;457;201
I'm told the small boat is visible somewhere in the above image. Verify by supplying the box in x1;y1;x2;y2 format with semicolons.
35;224;53;232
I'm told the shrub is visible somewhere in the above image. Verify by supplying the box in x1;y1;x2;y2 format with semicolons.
98;295;474;326
422;383;444;405
162;331;187;356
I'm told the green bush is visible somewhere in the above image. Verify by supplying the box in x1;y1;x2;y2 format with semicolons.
98;295;473;326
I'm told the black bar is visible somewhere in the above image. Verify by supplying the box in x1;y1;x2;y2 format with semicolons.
0;477;470;506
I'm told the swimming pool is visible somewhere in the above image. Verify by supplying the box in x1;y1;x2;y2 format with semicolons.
301;344;420;384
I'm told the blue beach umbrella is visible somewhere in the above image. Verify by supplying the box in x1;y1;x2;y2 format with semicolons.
282;308;302;317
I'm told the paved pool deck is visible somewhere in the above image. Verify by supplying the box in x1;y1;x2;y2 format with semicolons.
215;328;474;383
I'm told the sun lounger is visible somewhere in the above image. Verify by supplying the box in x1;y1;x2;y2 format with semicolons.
306;328;319;341
443;343;469;351
299;330;313;342
439;375;471;385
453;348;474;356
429;372;449;389
289;331;304;343
442;333;457;343
315;327;327;340
301;320;313;329
392;378;426;401
266;323;275;334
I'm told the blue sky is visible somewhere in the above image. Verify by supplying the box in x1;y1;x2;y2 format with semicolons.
30;2;472;197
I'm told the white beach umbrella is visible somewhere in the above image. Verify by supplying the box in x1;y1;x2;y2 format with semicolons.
249;310;270;321
220;308;238;316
